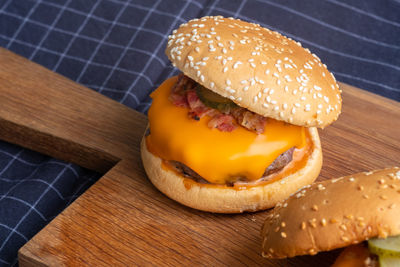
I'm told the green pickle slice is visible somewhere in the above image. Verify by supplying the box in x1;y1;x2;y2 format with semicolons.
379;256;400;267
368;235;400;257
196;85;237;112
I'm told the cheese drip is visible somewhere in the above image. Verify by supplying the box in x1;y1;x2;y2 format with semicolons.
147;76;306;184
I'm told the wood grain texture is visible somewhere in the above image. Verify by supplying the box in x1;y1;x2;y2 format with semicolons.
0;48;147;173
0;48;398;266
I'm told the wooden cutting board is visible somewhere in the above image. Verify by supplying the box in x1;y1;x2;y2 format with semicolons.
0;48;399;266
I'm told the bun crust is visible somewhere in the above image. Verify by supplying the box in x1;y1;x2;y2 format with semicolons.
141;127;322;213
166;16;341;128
261;167;400;258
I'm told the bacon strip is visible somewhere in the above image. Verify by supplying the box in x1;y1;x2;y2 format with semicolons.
208;114;237;132
169;74;266;133
232;108;267;134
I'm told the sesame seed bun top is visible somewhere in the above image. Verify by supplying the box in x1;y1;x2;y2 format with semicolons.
261;167;400;259
166;16;342;128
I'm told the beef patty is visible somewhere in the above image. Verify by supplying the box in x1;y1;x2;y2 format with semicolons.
168;147;294;186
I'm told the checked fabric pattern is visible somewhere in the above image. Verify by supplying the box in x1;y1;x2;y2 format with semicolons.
0;0;399;265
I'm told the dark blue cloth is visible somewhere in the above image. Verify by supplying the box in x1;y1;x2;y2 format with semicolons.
0;0;399;265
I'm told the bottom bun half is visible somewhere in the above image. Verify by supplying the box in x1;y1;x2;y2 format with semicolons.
140;127;322;213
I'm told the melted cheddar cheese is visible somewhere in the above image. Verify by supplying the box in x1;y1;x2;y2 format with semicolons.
146;76;307;184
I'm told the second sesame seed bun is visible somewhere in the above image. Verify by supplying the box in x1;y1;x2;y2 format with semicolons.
261;167;400;259
166;16;342;128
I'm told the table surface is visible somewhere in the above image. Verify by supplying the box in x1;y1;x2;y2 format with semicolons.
1;1;400;266
1;49;399;266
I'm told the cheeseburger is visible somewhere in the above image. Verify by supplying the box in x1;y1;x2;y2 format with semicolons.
261;167;400;266
141;16;342;213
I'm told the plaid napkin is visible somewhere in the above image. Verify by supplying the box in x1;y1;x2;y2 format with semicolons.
0;0;399;265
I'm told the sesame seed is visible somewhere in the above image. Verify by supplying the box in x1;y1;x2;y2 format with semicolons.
281;232;287;238
200;75;205;82
281;222;286;227
250;63;256;68
262;103;269;108
269;89;274;95
195;47;200;52
291;107;296;114
380;195;388;200
378;179;385;184
339;225;347;231
321;219;327;226
233;61;242;69
243;86;249;91
253;96;258;103
223;67;228;73
240;80;247;84
311;205;318;211
265;69;270;75
283;103;288;110
309;220;317;228
210;82;215;88
341;236;349;242
301;222;306;230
